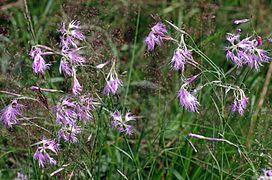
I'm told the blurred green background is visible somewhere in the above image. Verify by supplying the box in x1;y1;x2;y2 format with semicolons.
0;0;272;179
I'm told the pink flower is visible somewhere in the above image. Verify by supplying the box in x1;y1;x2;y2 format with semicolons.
103;76;122;95
54;97;77;125
75;95;96;122
14;172;28;180
178;88;200;112
72;75;82;95
0;99;23;128
59;20;85;48
171;48;193;71
232;96;249;116
29;47;51;74
33;138;59;168
145;22;167;51
111;111;136;135
59;58;73;76
62;48;85;66
225;32;271;71
58;124;81;143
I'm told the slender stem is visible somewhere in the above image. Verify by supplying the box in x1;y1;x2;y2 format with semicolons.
188;133;239;149
23;0;36;41
124;7;141;109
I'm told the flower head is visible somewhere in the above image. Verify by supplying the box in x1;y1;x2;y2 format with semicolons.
0;99;23;128
145;22;167;51
62;48;85;66
54;95;96;125
145;33;157;51
59;20;85;48
29;47;51;74
54;97;77;125
59;58;73;76
103;75;122;95
58;124;81;143
171;48;193;71
232;94;249;116
60;35;76;49
33;138;59;168
72;75;82;95
75;95;96;122
178;87;200;112
151;22;167;35
265;170;272;177
225;32;271;71
111;111;136;135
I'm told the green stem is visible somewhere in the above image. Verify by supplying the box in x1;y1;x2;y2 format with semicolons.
123;7;141;110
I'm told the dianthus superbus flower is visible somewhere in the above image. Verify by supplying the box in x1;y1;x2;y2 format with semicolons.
171;48;193;71
0;99;23;128
232;95;249;116
62;48;85;66
54;97;77;125
145;22;167;51
103;75;122;95
59;58;73;76
54;95;96;125
178;87;200;112
33;138;59;168
111;111;136;135
225;32;271;71
58;124;81;143
29;47;51;74
72;75;82;95
75;95;96;122
59;20;85;48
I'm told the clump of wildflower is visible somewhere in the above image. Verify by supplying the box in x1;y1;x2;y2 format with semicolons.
171;48;194;71
33;138;59;168
178;87;200;112
29;46;52;74
59;20;86;95
54;95;96;125
30;20;86;95
0;99;23;128
14;172;28;180
225;32;271;70
58;124;81;143
145;22;167;51
231;93;249;116
111;111;136;135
